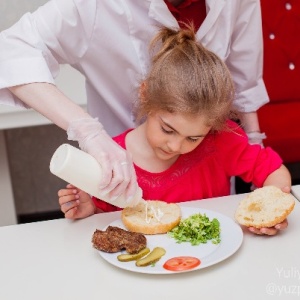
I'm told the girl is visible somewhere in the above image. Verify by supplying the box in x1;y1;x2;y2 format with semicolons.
58;26;291;236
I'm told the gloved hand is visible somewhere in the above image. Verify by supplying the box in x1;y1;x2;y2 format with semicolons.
67;117;141;206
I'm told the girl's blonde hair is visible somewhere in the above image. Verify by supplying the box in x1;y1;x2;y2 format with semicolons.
135;25;236;131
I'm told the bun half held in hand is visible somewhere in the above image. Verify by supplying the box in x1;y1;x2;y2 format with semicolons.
235;186;295;228
121;200;181;235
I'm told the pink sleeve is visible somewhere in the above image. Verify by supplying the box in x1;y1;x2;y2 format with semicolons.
92;196;122;213
217;121;283;187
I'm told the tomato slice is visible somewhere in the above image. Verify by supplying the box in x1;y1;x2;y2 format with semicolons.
163;256;201;271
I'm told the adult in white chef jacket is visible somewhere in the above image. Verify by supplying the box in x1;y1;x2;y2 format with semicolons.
0;0;269;205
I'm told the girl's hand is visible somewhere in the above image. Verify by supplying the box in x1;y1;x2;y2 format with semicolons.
58;184;95;219
246;185;291;236
247;219;288;236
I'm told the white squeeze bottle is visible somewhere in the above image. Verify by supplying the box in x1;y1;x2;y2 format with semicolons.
49;144;143;208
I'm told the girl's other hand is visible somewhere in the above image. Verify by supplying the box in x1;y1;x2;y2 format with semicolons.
247;219;288;236
58;184;95;219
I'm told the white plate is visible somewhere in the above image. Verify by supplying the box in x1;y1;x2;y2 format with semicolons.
98;207;243;274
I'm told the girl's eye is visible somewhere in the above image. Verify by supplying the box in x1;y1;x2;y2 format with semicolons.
161;126;173;134
188;137;200;143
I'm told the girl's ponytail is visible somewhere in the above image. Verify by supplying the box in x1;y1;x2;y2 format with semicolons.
150;23;196;63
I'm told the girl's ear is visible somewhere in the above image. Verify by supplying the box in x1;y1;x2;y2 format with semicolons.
139;81;147;102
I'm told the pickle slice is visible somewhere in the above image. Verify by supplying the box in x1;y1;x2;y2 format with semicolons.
136;247;166;267
117;247;150;262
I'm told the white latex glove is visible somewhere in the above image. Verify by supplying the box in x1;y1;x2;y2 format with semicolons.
246;131;266;146
240;112;266;146
67;117;141;206
247;131;267;191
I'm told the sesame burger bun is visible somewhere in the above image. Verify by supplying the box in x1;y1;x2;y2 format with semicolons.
121;200;181;235
235;186;295;229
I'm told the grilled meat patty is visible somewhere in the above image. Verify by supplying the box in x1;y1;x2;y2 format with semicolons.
92;226;147;254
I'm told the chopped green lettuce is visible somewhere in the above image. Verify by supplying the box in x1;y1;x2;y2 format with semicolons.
168;213;221;245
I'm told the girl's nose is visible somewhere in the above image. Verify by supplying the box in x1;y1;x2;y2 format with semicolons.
166;138;183;153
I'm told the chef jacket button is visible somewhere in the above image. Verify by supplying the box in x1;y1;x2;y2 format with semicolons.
289;63;295;70
269;33;275;40
285;3;292;10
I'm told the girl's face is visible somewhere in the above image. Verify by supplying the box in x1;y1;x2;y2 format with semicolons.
145;110;211;161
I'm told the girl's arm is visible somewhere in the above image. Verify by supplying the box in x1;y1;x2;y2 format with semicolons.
263;164;291;193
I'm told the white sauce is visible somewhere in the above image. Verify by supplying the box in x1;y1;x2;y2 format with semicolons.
144;202;164;224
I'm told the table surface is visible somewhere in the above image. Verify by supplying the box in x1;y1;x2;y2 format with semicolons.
291;185;300;201
0;193;299;300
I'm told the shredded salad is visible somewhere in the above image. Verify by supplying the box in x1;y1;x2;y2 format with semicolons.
168;213;221;245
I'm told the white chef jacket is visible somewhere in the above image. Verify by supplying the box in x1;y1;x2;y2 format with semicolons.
0;0;269;136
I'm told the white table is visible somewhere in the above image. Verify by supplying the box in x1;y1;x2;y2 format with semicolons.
0;193;299;300
291;185;300;201
0;65;86;226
